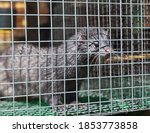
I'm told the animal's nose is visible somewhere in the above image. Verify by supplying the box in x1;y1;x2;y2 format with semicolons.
104;46;112;53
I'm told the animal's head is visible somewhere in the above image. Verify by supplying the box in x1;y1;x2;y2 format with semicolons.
77;28;114;56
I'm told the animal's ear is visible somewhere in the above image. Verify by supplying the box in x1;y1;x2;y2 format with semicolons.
78;32;83;41
77;27;88;40
77;31;86;48
78;32;86;40
103;28;109;35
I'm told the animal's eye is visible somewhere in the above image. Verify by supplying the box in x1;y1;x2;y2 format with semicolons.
93;41;99;47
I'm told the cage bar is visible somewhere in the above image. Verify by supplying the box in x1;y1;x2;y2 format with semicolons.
0;0;150;116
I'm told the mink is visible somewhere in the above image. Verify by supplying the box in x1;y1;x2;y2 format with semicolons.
0;28;113;106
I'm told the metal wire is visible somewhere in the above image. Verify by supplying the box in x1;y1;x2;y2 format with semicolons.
0;0;150;116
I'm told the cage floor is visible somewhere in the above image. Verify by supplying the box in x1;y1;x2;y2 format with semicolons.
0;93;150;116
1;76;150;115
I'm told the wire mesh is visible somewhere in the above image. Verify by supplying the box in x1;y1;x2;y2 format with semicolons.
0;0;150;116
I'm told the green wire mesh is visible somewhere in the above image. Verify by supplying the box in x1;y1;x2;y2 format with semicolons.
1;96;150;116
0;76;150;116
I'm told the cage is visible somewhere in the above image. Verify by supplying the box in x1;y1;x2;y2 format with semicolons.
0;0;150;116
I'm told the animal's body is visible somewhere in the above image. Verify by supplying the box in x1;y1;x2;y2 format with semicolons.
0;28;113;106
